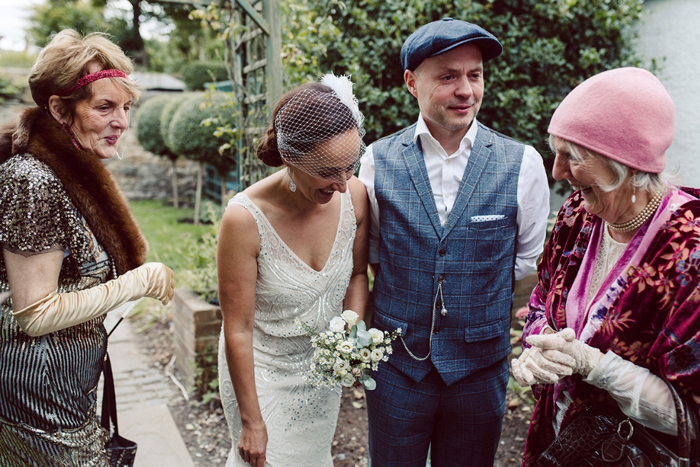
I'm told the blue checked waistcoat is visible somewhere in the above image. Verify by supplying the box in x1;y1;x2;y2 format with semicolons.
372;122;524;386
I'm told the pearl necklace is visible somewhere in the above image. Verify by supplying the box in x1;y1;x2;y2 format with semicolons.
606;191;664;233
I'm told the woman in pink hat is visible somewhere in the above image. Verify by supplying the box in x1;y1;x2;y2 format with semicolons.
511;67;700;465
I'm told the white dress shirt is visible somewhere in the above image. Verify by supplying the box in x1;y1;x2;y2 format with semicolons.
358;115;550;281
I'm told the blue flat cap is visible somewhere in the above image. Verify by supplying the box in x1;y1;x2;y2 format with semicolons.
401;18;503;71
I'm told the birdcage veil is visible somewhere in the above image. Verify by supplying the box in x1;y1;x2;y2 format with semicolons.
276;74;366;183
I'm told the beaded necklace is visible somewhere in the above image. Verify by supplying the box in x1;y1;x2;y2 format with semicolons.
606;191;664;233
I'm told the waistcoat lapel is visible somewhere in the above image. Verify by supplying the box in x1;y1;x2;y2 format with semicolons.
442;123;493;237
400;130;444;237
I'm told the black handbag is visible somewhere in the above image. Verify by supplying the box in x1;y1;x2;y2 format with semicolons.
538;377;699;467
101;353;138;467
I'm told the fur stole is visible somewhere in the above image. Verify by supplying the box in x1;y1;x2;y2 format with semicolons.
1;107;148;275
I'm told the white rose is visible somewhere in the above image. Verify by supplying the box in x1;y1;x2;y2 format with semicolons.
329;316;346;333
369;328;384;344
337;340;354;354
333;360;350;373
341;373;356;387
359;348;371;362
371;349;383;362
341;310;359;326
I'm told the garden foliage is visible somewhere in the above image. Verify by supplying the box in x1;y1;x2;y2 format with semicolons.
0;75;22;103
166;91;238;171
180;61;230;91
136;96;178;161
282;0;646;179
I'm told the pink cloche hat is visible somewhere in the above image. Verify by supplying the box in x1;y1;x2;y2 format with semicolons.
548;67;675;174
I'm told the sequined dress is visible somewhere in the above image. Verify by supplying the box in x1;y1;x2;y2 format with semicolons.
0;155;113;466
218;191;356;466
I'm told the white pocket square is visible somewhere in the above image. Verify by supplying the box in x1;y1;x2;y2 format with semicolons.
470;214;505;223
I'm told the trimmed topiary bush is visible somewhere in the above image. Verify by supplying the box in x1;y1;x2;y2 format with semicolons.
160;94;192;153
180;61;229;91
168;92;238;222
137;95;182;207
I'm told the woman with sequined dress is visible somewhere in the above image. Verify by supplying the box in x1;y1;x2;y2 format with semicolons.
217;75;369;467
0;30;175;466
510;68;700;466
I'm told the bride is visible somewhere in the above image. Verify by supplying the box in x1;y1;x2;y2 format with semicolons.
217;75;369;467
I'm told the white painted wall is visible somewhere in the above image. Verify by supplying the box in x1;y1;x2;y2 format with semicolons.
636;0;700;188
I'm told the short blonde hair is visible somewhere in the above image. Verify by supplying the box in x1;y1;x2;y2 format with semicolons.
28;29;140;117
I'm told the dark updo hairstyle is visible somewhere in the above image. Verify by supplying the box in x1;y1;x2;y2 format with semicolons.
257;82;358;167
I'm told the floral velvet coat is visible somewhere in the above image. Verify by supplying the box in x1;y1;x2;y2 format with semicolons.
521;186;700;466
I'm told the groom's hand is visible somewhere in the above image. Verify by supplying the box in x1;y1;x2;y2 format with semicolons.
239;419;268;466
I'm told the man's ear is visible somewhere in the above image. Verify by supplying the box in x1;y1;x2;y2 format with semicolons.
47;95;66;123
404;69;418;99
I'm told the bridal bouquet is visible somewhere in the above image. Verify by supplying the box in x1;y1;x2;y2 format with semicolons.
297;310;401;390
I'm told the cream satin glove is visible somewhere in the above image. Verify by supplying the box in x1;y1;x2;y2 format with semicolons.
13;263;175;337
511;345;575;386
526;328;603;377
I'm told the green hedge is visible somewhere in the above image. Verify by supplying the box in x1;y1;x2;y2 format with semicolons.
283;0;646;183
160;94;192;153
166;92;237;170
180;61;229;91
136;95;177;160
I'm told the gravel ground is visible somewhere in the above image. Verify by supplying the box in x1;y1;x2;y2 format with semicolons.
137;319;531;467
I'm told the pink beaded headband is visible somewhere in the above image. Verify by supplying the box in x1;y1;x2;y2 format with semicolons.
57;69;130;97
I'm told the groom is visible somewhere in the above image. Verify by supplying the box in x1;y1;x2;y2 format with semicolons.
358;18;550;466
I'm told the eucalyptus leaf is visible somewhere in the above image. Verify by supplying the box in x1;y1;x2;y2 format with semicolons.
356;330;373;348
362;376;377;391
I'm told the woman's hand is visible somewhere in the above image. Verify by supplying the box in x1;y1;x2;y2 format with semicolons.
238;419;268;466
131;262;175;305
511;346;574;386
526;328;603;377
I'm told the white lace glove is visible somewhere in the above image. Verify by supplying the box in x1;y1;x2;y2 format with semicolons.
526;328;603;377
586;351;684;436
13;263;175;336
511;345;575;386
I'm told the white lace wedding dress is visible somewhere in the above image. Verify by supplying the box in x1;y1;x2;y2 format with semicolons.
218;191;356;466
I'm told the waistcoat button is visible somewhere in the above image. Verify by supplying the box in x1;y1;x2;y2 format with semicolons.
439;248;446;256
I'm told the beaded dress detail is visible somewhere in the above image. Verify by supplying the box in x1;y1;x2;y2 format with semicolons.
0;155;113;466
218;190;356;467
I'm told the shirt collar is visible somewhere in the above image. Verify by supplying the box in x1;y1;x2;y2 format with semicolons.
413;113;479;154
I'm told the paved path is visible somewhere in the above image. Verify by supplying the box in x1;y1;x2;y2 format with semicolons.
103;310;195;467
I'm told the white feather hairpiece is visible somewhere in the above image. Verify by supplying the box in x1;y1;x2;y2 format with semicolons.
320;73;364;127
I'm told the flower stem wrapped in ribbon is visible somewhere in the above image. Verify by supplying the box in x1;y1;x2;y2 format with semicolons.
297;310;402;390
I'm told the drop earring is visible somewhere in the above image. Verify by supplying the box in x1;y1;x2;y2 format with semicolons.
631;170;637;204
287;167;297;192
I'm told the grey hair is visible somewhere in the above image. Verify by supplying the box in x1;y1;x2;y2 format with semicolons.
549;135;668;194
